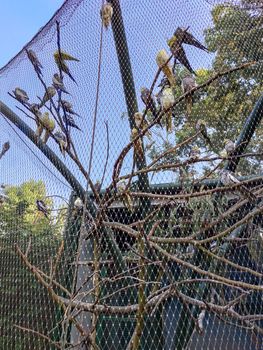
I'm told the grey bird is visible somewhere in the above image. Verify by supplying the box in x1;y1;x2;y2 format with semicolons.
52;73;70;94
61;100;81;117
0;142;10;159
181;74;196;116
63;114;81;130
36;199;49;218
40;86;56;106
26;49;43;76
13;88;29;104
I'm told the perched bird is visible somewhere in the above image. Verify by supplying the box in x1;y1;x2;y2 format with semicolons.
141;87;157;117
131;128;144;161
94;180;101;193
52;73;70;94
30;103;41;117
26;49;43;76
43;117;55;144
61;100;81;117
174;27;208;52
167;37;196;75
100;2;113;29
36;199;48;218
54;50;80;62
181;75;196;117
54;50;79;84
156;49;176;86
13;88;29;104
74;197;83;210
54;130;67;156
195;119;212;147
220;170;257;203
35;112;46;138
63;114;81;130
134;112;151;139
159;86;175;132
224;139;235;156
0;142;10;159
117;181;133;211
189;145;200;160
40;86;56;107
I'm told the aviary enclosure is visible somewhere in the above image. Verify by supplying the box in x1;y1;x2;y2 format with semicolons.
0;0;262;349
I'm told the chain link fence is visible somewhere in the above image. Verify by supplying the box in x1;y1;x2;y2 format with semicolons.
0;0;262;349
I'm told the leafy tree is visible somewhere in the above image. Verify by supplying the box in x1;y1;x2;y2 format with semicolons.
0;180;62;237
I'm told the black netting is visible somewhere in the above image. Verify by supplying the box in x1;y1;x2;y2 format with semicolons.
0;0;262;349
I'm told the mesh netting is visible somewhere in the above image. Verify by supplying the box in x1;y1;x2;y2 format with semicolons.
0;0;262;349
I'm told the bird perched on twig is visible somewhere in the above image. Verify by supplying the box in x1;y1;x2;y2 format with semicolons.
52;73;70;94
40;86;56;107
159;86;175;132
224;139;235;156
220;170;257;203
173;27;208;52
117;181;133;211
74;197;83;210
100;2;113;29
131;128;144;161
156;49;176;86
134;112;151;139
189;146;200;160
61;100;81;117
26;49;43;76
13;88;29;104
54;130;67;156
140;87;158;117
36;199;49;218
35;112;45;138
195;119;212;147
181;74;196;117
167;27;208;75
63;114;81;130
40;112;55;144
0;142;10;160
54;50;79;84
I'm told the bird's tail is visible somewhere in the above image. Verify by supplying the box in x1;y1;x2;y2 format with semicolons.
165;111;173;133
185;95;192;117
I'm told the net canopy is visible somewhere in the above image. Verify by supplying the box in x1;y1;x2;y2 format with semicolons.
0;0;262;349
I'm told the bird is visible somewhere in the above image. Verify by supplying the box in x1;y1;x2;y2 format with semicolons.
156;49;176;86
117;181;133;211
159;86;175;132
36;199;49;218
224;139;235;156
181;74;197;117
52;73;70;94
26;49;43;76
131;128;144;161
54;50;79;84
63;114;81;130
42;114;55;144
100;2;113;29
94;180;101;193
0;142;10;159
13;88;29;104
40;86;56;107
189;145;200;160
195;119;212;147
134;112;151;139
35;112;46;138
54;130;67;156
220;170;257;203
30;103;41;117
167;37;196;75
74;197;83;210
140;87;157;117
61;100;81;117
54;50;80;62
173;27;208;52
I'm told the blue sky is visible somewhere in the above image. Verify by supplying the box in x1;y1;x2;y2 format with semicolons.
0;0;215;201
0;0;64;68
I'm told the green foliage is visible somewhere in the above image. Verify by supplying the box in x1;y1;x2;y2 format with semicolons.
0;180;62;237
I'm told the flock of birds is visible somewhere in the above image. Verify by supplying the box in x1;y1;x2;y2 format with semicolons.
2;2;257;217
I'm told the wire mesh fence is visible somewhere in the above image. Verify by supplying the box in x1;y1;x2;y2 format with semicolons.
0;0;262;349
